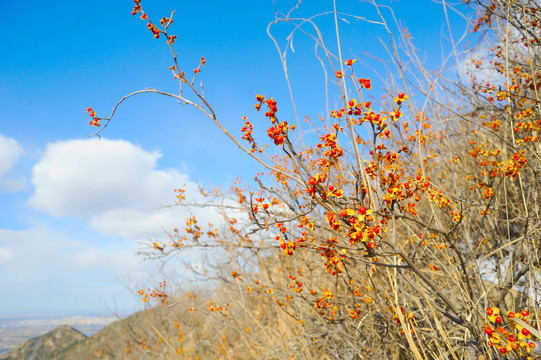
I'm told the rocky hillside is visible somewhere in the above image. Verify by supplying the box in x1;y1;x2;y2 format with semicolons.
0;290;283;359
0;325;86;360
0;304;197;359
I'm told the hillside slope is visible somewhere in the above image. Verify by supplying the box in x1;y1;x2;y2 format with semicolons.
0;304;201;360
0;325;86;360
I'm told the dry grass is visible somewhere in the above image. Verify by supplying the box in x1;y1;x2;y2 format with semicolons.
85;1;541;359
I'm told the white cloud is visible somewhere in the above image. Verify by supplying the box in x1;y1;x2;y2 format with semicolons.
27;138;224;241
8;137;237;313
28;138;187;218
2;137;248;313
0;133;25;192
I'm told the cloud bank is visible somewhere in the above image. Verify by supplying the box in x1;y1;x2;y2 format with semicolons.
0;137;229;313
27;138;214;240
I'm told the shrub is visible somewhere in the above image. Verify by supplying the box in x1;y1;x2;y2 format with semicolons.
89;0;541;358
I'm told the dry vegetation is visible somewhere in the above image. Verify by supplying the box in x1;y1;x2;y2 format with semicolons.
84;0;541;359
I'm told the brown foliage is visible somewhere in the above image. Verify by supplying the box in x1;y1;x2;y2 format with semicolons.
89;0;541;359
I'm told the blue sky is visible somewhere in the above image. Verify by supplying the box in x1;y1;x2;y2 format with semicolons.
0;0;472;315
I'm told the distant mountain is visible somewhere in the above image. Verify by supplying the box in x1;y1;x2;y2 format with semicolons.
0;295;255;359
0;325;86;360
0;307;179;360
0;314;116;355
51;309;155;360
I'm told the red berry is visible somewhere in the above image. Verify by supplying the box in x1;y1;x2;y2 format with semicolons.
486;308;493;315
